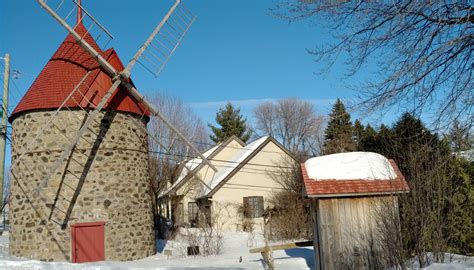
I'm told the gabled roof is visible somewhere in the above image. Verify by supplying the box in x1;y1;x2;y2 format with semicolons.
158;143;222;198
158;135;296;200
199;136;270;197
157;135;246;198
301;152;409;198
199;136;296;198
9;23;149;123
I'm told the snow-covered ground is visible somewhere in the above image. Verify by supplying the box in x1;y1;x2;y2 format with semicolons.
0;231;472;269
405;253;474;270
0;231;314;269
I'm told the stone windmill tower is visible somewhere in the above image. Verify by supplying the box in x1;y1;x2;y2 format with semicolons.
7;0;214;263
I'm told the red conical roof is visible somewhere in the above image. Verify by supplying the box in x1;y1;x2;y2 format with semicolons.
9;23;150;123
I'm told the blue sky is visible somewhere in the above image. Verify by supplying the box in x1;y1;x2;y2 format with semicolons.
0;0;370;119
0;0;401;166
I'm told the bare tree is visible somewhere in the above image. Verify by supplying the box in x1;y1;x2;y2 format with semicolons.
147;92;209;218
274;1;473;127
253;98;325;157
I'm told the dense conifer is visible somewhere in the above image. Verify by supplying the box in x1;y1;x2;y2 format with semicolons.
208;102;252;143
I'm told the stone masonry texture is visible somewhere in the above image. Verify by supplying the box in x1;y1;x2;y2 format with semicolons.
9;109;155;262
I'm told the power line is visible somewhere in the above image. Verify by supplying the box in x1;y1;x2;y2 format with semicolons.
148;149;295;170
148;132;292;156
7;72;23;106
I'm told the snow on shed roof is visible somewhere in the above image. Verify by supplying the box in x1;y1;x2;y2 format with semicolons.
304;152;397;181
302;152;409;198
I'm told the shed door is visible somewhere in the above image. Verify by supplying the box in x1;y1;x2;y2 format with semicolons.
71;222;105;263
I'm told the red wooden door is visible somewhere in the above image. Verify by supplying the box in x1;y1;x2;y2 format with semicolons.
71;222;105;263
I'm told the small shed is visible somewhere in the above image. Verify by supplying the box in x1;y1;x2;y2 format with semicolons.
301;152;409;270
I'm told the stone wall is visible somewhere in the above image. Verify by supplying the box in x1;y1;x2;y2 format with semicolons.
9;109;155;261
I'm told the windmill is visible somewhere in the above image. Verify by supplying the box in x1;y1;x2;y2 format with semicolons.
8;0;216;262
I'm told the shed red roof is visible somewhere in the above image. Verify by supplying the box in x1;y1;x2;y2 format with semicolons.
301;159;409;198
9;23;150;123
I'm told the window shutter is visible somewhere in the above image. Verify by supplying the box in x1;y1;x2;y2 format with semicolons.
243;197;249;218
258;196;264;217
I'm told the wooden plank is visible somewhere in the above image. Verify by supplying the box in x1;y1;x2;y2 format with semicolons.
249;241;313;253
336;198;348;268
314;200;323;270
348;198;360;268
323;199;334;269
359;198;370;268
331;199;339;261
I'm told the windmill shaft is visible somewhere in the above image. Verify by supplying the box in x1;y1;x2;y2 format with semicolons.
122;82;217;172
142;120;213;191
124;0;181;75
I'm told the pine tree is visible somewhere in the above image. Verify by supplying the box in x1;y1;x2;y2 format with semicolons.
208;102;252;143
445;157;474;255
353;119;365;148
354;122;378;152
323;99;355;154
341;112;474;257
383;113;470;261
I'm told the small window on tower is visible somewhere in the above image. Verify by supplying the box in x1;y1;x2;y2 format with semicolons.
243;196;264;218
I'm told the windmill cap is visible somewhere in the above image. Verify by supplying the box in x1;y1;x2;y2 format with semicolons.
9;23;150;123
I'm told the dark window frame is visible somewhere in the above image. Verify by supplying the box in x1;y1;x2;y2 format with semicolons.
188;202;199;227
243;196;264;218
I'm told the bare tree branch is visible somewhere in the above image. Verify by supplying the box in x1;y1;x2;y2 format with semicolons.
274;0;473;128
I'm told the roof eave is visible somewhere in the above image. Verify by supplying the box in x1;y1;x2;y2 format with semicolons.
305;190;410;199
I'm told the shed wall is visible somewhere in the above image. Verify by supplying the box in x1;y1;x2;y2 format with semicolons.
315;196;399;270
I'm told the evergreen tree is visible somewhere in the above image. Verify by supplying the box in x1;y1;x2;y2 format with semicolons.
380;113;474;260
323;99;355;154
373;124;395;155
352;119;365;148
208;102;252;143
445;157;474;255
357;123;378;152
347;112;473;258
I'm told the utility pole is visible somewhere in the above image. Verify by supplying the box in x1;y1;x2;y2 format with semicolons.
0;53;10;212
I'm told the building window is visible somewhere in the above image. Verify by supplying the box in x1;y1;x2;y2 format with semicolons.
188;202;199;227
243;196;264;218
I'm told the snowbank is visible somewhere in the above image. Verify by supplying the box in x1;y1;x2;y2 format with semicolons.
0;232;314;269
1;233;472;269
304;152;397;180
403;252;474;269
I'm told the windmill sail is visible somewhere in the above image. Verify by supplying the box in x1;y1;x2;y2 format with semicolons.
40;0;114;48
125;0;197;78
10;0;217;228
36;0;216;172
7;0;216;231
